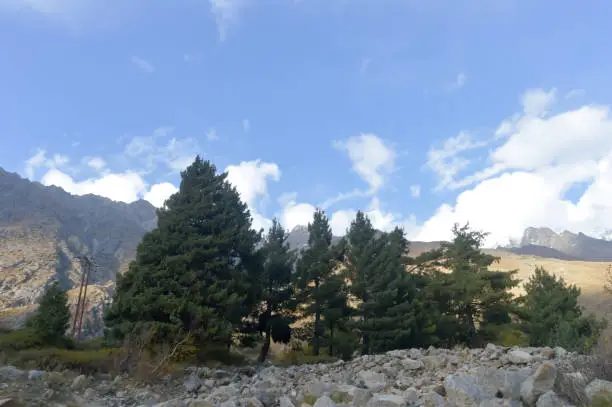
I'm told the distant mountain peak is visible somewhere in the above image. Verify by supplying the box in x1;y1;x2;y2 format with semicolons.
516;226;612;262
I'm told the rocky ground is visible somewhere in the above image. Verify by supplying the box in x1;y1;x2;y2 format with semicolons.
1;344;612;407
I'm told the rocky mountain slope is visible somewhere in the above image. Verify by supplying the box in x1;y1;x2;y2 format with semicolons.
2;344;609;406
510;227;612;261
0;168;157;335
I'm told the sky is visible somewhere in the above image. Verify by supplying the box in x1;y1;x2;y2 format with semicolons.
2;0;612;247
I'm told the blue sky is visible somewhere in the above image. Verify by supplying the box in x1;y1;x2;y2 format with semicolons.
3;0;612;246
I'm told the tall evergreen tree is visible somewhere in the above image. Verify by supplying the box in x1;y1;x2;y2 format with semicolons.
28;281;71;344
427;223;519;346
256;219;297;362
519;266;605;351
343;211;378;354
294;209;333;356
373;228;438;351
104;157;261;348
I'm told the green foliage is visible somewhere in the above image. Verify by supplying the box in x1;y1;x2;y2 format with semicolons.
591;392;612;407
104;157;261;347
293;209;336;356
256;219;297;362
6;348;117;374
0;328;46;351
520;266;606;352
426;224;521;347
273;345;338;367
27;282;71;345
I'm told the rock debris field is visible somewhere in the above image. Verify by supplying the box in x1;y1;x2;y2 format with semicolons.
1;344;612;406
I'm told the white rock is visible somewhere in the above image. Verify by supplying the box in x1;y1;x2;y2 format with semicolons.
402;359;424;371
366;394;407;407
586;379;612;402
536;391;574;407
313;396;336;407
508;350;532;364
357;370;387;392
279;396;296;407
520;363;557;407
71;374;89;391
28;370;43;380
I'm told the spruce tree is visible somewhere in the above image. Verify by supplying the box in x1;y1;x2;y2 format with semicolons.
257;219;297;362
372;228;438;351
428;223;519;346
104;157;261;347
343;211;378;354
29;281;71;344
520;266;605;351
294;209;333;356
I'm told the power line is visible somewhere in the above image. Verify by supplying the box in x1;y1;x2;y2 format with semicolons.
71;255;96;341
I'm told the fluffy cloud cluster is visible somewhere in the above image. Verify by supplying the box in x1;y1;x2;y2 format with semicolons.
419;88;612;246
22;90;612;247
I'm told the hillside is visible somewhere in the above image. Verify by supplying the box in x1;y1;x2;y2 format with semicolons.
0;168;156;335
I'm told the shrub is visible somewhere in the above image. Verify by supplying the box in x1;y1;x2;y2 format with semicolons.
0;328;45;351
591;392;612;407
27;282;71;346
274;346;338;367
8;348;117;375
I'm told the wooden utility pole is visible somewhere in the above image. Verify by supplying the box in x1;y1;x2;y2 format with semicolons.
71;255;93;341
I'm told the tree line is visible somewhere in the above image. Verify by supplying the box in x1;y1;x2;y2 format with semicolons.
46;156;602;361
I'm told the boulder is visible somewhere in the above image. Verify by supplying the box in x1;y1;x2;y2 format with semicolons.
520;363;557;406
508;350;532;365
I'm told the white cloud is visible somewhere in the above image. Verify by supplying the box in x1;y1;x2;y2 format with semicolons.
280;198;316;232
521;87;556;117
123;130;201;173
333;133;396;192
206;128;219;141
410;184;421;198
242;119;250;133
131;56;154;73
417;88;612;247
426;131;487;190
327;197;418;237
143;182;178;208
86;156;106;171
566;89;586;99
41;168;149;204
452;72;467;89
225;160;281;231
210;0;245;42
24;149;70;179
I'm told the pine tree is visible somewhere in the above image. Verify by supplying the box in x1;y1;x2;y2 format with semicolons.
520;266;606;351
428;223;520;346
294;209;333;356
373;228;438;351
28;281;71;344
104;157;261;348
257;219;297;362
343;211;378;354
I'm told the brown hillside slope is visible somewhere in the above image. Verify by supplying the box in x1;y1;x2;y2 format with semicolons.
485;249;612;323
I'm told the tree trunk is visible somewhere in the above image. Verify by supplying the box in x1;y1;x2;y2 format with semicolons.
313;279;320;356
259;327;271;363
329;322;334;356
258;304;272;363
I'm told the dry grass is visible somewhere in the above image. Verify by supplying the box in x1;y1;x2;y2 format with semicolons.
485;249;612;336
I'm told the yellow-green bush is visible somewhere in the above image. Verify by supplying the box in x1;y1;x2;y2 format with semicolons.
274;346;338;367
9;348;118;374
0;328;45;351
497;326;529;347
591;391;612;407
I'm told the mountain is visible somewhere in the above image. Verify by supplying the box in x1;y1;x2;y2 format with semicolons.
512;227;612;262
0;168;157;336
